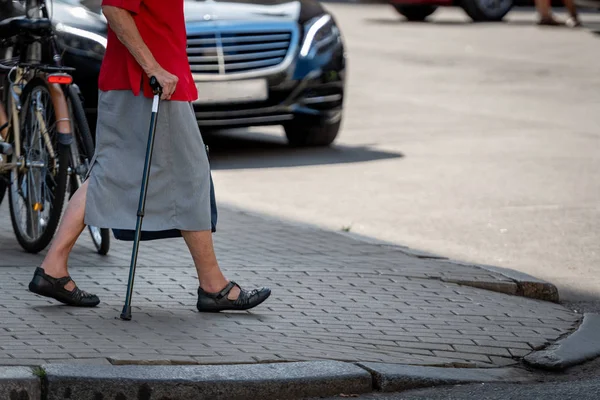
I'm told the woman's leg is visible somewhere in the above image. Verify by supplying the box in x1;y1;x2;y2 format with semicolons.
29;179;99;307
182;230;271;312
181;230;240;299
40;180;89;290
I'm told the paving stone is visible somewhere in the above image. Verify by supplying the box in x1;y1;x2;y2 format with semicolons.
452;345;512;357
0;204;580;368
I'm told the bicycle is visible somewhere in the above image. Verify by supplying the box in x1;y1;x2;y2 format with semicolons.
0;0;110;254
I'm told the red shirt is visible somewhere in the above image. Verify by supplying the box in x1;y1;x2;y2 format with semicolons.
99;0;198;101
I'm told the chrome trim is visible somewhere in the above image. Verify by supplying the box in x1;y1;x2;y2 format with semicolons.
221;34;291;43
223;50;287;62
196;114;293;126
196;105;285;119
215;32;226;75
221;41;289;52
187;37;217;46
187;21;299;82
225;58;285;71
302;94;342;105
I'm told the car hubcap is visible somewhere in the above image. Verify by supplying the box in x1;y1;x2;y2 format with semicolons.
475;0;512;17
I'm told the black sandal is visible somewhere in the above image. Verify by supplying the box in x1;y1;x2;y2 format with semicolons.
197;281;271;312
28;267;100;307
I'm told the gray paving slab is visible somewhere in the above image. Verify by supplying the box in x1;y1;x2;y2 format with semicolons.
524;314;600;371
0;204;581;368
43;361;371;400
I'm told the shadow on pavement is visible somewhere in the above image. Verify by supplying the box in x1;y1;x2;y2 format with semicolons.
204;130;403;170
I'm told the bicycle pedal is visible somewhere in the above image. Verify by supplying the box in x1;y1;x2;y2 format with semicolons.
0;142;13;156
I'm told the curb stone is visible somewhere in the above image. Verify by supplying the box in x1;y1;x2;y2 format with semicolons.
0;360;576;399
42;361;372;400
357;363;538;392
458;261;560;303
524;313;600;371
0;366;41;400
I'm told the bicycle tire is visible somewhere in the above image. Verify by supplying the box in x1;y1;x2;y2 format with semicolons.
88;225;111;255
0;178;6;205
0;72;8;206
8;77;69;253
66;84;110;255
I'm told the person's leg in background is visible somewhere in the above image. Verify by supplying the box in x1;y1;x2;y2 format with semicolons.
563;0;582;27
0;99;8;141
535;0;561;25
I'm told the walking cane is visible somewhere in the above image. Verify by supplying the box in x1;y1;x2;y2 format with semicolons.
120;76;162;321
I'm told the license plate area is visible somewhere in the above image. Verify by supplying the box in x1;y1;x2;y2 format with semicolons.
194;79;268;105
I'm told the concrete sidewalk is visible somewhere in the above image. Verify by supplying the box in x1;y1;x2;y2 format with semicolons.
0;202;580;368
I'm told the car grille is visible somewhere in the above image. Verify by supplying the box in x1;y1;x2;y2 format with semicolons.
187;30;293;75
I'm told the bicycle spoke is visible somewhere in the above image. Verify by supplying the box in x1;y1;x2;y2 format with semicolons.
10;80;61;242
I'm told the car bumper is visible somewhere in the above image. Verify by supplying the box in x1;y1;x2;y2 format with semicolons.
390;0;453;6
574;0;600;8
192;42;346;129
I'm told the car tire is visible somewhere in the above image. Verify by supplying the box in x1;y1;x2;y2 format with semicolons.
392;4;438;21
284;119;341;147
461;0;513;21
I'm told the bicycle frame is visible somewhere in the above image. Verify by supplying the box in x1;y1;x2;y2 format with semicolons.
0;0;74;175
0;67;60;175
0;68;24;174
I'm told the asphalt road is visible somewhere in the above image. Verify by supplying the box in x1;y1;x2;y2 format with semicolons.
316;379;600;400
206;6;600;306
313;357;600;399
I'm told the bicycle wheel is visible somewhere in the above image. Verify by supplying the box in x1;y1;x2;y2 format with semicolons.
8;77;69;253
66;84;110;255
0;178;6;205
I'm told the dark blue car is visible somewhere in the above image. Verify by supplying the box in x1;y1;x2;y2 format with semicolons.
23;0;347;146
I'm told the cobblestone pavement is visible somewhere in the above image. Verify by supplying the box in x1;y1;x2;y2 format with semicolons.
0;203;580;367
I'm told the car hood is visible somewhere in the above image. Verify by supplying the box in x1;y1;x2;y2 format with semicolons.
50;1;107;33
49;0;326;35
184;0;325;24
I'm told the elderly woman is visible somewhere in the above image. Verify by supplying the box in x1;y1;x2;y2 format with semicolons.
28;0;271;312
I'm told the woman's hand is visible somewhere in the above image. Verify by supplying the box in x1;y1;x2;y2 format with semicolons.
148;66;178;100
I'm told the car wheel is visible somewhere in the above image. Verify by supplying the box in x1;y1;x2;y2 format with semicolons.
392;5;438;21
461;0;513;21
284;119;341;147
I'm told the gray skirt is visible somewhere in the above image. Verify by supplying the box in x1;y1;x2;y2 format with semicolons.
84;90;212;231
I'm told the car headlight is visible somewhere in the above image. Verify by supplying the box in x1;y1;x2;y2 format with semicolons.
55;23;107;60
300;14;340;58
